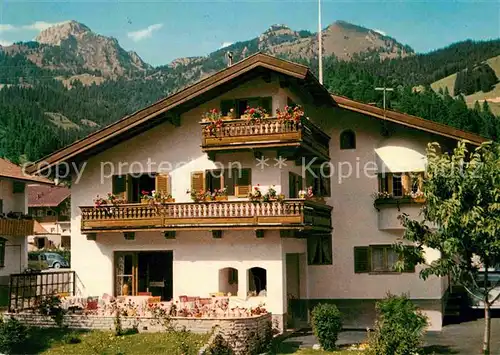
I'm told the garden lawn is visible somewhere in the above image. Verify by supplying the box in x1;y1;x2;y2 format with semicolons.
274;340;363;355
23;328;210;355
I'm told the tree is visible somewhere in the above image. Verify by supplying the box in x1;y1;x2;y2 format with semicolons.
397;141;500;354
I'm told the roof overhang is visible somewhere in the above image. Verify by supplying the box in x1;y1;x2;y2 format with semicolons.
331;94;487;145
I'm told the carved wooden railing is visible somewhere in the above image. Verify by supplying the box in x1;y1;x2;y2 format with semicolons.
0;219;34;237
80;199;332;232
201;117;330;160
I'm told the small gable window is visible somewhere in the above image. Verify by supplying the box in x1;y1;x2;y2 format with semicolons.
340;130;356;150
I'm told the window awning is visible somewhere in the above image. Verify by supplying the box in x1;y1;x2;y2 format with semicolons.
375;146;427;173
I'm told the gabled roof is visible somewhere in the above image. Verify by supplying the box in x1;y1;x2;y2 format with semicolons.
28;185;70;207
27;53;488;174
0;158;52;184
331;95;486;145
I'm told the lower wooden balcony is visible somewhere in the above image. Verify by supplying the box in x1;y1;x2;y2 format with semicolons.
0;219;34;237
80;199;332;233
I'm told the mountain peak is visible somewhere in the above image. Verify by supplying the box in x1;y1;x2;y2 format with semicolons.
36;20;92;46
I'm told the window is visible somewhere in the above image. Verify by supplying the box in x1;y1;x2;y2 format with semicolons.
12;181;25;194
392;174;403;197
307;235;332;265
0;238;5;267
354;245;414;273
220;97;272;118
195;168;251;197
219;267;238;295
340;130;356;150
46;210;55;217
305;166;331;197
288;172;303;198
378;173;423;198
248;267;267;296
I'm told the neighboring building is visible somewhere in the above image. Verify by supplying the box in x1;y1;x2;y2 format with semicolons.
0;158;52;290
27;185;71;250
28;54;486;331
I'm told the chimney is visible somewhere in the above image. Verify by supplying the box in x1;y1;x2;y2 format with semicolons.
226;51;233;67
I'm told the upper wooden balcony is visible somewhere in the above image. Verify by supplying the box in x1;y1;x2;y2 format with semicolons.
201;117;330;162
0;219;34;237
80;199;332;234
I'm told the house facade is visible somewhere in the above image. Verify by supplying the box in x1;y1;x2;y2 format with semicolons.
0;158;52;300
28;185;71;250
28;54;486;331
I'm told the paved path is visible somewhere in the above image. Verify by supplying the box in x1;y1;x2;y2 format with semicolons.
281;317;500;354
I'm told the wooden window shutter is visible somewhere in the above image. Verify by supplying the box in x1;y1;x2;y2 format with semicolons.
235;168;251;197
191;171;205;192
402;173;411;195
112;175;127;200
223;169;235;196
289;172;297;198
155;174;171;196
354;247;370;273
320;166;331;197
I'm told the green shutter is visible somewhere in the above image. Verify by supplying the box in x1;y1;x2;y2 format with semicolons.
259;97;272;114
289;172;297;198
112;175;126;194
320;165;331;197
354;247;370;273
223;169;235;196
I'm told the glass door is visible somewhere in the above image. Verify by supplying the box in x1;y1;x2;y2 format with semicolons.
114;252;137;296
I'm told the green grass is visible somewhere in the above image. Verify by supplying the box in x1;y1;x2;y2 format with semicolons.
22;328;209;355
274;340;364;355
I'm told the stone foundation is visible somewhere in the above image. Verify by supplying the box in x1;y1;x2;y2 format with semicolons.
5;312;272;355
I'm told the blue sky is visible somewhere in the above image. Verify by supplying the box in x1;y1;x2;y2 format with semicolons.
0;0;499;66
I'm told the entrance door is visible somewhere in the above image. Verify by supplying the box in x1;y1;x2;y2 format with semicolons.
114;251;173;301
286;253;307;327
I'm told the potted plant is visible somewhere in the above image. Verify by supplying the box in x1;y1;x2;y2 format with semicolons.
94;195;107;207
410;190;425;203
263;185;278;202
204;190;214;202
187;189;208;203
165;194;175;203
242;106;267;122
203;109;224;137
141;190;151;204
276;105;305;129
223;108;235;120
248;185;263;203
214;188;228;201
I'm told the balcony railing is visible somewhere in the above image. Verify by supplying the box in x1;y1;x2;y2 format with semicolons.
80;199;332;233
201;117;330;161
0;219;34;237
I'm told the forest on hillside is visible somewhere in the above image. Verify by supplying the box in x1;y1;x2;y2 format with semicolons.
0;39;499;163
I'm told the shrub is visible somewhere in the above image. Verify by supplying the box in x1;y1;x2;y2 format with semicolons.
62;331;82;344
0;317;28;354
367;294;428;355
311;303;343;351
36;294;66;327
204;333;233;355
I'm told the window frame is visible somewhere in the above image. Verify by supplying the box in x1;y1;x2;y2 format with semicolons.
378;172;423;198
340;130;356;150
354;244;415;274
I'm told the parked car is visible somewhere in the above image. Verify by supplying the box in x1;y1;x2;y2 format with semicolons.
27;253;49;271
28;252;69;270
43;252;70;269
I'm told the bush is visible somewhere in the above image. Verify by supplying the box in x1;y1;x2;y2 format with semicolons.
367;294;428;355
311;303;343;351
62;331;82;344
204;333;233;355
0;317;28;354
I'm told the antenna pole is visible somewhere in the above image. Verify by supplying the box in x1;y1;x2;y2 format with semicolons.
318;0;323;84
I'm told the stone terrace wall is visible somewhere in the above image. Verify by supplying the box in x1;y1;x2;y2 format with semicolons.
4;313;272;355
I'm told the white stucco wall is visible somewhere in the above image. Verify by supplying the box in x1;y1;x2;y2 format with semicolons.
0;179;27;214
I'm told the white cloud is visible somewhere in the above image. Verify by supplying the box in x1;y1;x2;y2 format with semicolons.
0;21;68;33
374;29;387;36
127;23;163;42
0;24;16;32
219;41;233;49
0;40;13;46
22;21;68;31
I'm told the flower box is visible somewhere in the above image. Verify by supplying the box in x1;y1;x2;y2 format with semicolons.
215;196;228;201
141;198;150;204
166;198;176;203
